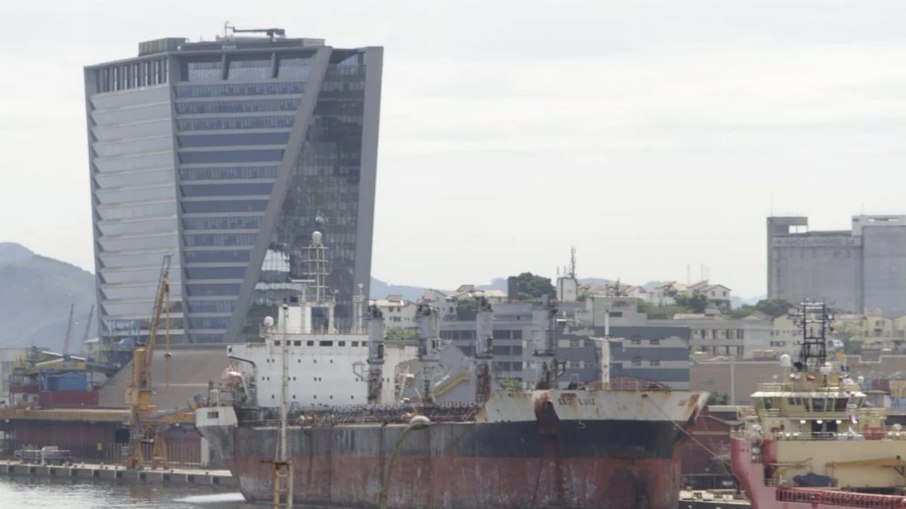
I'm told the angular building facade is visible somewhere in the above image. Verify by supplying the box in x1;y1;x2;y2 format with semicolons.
85;32;382;343
767;215;906;317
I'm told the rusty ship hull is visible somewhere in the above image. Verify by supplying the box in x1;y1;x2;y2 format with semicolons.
198;389;705;509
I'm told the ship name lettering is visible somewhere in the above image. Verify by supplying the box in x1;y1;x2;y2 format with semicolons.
559;397;595;406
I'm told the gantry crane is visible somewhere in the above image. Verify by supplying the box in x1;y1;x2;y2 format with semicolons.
125;255;172;469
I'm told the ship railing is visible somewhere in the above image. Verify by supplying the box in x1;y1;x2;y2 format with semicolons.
604;378;672;392
755;382;793;392
777;487;906;508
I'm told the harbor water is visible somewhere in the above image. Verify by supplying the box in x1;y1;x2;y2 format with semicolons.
0;475;253;508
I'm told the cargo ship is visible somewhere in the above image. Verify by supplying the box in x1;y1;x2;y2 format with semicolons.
197;234;707;509
731;302;906;508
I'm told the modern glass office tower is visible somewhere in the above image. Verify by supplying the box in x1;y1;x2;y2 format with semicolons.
85;31;382;343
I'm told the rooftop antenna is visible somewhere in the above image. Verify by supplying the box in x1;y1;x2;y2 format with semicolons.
568;246;577;279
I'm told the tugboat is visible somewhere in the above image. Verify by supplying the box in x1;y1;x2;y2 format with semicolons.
731;302;906;508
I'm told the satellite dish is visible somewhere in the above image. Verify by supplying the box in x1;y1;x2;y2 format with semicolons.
264;316;275;327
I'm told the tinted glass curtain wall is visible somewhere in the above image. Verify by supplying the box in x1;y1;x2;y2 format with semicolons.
86;36;382;344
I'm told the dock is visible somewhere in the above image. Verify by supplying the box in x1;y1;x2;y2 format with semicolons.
0;460;235;487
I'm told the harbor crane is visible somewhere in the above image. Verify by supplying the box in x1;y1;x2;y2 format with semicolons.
125;254;172;469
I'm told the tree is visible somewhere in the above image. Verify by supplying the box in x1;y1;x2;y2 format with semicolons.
636;299;689;319
386;328;419;341
456;297;478;320
753;299;793;318
675;293;708;313
844;338;863;355
728;305;756;319
513;272;555;301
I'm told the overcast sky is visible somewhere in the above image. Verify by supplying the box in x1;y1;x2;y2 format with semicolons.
0;0;903;298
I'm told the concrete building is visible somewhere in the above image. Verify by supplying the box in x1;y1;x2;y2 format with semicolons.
439;301;538;385
604;326;691;389
85;30;382;343
653;315;772;359
372;295;416;329
767;215;906;317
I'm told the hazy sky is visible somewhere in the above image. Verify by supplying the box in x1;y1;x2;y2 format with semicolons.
0;0;903;298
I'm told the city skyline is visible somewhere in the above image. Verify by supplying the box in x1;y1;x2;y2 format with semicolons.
1;1;904;299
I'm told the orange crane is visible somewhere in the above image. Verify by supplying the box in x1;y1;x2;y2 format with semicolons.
125;255;171;469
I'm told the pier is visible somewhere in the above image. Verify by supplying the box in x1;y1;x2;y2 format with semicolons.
0;460;235;487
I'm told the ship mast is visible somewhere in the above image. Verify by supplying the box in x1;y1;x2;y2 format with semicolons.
533;299;560;390
474;296;494;403
303;231;335;333
795;302;829;373
273;302;293;509
366;305;385;404
415;302;440;403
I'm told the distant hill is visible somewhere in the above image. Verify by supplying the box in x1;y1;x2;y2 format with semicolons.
0;242;34;265
0;243;97;351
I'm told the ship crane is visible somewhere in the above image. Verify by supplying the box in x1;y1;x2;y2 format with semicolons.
125;255;172;469
62;304;75;356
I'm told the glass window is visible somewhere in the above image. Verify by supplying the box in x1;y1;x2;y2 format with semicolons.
175;98;300;115
188;332;225;343
185;266;247;279
186;59;223;81
187;317;231;329
181;183;274;197
179;150;283;164
227;57;273;81
184;233;257;247
186;300;236;313
179;166;278;181
184;250;252;264
176;116;294;131
186;283;241;297
278;57;312;79
181;200;268;213
175;82;304;98
183;216;262;230
178;132;290;148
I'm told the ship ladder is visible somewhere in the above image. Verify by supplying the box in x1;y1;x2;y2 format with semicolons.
272;460;294;509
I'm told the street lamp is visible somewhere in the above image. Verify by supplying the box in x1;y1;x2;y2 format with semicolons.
378;415;432;509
